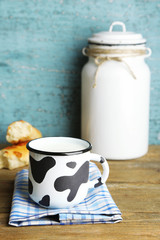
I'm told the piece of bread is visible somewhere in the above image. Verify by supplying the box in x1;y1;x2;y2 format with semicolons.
0;142;29;170
6;120;42;144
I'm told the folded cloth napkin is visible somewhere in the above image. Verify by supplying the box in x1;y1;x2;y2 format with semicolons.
9;162;122;226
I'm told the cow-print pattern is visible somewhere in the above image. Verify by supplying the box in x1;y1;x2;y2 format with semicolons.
100;157;105;163
30;156;56;183
29;156;90;208
94;177;103;188
66;161;77;169
39;195;50;207
28;178;33;194
54;161;89;202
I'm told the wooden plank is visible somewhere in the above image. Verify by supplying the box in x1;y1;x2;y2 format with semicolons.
108;183;160;213
140;145;160;162
1;159;160;184
0;217;160;240
1;181;160;214
0;145;160;240
108;160;160;184
0;181;13;213
0;167;28;181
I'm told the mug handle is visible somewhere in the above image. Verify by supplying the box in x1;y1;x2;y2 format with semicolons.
88;153;109;189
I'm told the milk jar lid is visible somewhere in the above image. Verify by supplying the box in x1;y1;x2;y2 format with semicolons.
88;21;146;46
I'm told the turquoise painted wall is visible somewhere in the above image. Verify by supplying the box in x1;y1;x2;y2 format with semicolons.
0;0;160;144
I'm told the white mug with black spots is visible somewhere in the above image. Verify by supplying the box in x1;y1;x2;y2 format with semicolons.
27;137;109;209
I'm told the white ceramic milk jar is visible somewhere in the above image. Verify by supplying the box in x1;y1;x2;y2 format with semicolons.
81;21;151;160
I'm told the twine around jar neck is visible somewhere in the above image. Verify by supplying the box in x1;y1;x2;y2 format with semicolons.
83;47;148;88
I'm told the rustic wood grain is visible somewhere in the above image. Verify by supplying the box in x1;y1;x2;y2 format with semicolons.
0;145;160;240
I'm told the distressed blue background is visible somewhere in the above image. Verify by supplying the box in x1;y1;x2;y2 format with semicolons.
0;0;160;144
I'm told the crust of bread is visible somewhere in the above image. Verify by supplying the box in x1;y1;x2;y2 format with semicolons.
6;120;42;144
0;142;29;170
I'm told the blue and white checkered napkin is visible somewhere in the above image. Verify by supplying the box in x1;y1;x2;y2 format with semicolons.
9;162;122;226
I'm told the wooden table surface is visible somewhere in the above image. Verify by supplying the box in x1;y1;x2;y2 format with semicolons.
0;145;160;240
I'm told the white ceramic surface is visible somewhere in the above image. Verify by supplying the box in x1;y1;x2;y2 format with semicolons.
27;137;109;209
81;22;151;160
